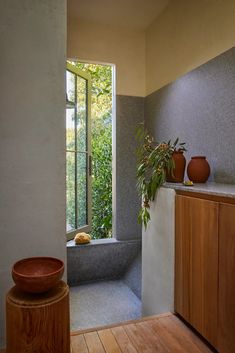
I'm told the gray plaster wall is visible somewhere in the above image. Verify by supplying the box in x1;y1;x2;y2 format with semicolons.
145;47;235;184
0;1;66;347
142;188;175;316
115;95;144;240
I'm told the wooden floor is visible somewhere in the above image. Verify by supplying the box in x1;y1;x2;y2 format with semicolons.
70;313;214;353
1;313;214;353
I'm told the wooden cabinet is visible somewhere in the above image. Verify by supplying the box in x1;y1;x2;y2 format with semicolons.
218;203;235;353
175;194;235;353
175;195;219;348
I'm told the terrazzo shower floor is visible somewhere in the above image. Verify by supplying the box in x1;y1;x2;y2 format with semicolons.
69;279;142;332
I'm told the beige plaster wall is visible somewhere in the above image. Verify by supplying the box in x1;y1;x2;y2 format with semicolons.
67;19;145;97
146;0;235;95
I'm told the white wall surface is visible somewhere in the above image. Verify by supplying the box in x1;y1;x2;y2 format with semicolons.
142;188;175;316
0;0;66;347
67;19;146;97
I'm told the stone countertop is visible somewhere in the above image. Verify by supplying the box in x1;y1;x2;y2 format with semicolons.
163;182;235;198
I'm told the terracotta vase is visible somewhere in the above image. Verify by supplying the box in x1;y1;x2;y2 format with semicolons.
166;150;186;183
187;156;210;183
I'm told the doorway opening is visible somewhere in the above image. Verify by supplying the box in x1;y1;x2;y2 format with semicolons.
66;61;142;332
66;61;114;240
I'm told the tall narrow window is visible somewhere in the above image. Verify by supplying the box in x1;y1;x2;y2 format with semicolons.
66;62;91;239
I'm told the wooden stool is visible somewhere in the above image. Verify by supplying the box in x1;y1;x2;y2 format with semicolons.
6;280;70;353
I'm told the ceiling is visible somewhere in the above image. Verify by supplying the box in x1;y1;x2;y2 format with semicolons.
67;0;170;31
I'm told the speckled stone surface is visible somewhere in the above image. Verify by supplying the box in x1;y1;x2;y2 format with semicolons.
70;280;142;331
116;95;144;240
145;47;235;184
123;252;142;299
67;239;141;285
164;182;235;198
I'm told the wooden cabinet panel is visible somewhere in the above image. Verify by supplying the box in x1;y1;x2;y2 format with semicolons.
218;203;235;353
175;195;191;321
175;195;219;348
189;196;219;348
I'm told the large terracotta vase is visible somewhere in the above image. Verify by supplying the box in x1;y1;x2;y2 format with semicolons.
166;150;186;183
187;156;210;183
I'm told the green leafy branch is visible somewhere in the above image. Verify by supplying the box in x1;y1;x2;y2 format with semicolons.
136;124;186;229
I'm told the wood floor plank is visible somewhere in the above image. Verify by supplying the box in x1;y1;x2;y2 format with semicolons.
147;318;188;353
150;320;196;353
164;316;213;353
124;322;168;353
84;331;106;353
98;329;122;353
71;334;89;353
124;323;152;352
136;321;170;353
111;326;138;353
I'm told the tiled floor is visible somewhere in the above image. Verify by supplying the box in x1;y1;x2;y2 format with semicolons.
70;280;142;332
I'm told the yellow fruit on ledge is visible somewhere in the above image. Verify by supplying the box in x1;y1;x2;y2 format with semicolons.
183;180;194;186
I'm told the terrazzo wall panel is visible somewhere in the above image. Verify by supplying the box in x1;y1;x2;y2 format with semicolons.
145;47;235;184
115;95;144;240
123;252;142;299
67;239;141;285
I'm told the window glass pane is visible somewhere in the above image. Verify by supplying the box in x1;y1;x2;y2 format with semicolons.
66;70;75;103
66;108;75;151
77;76;87;152
77;152;87;227
66;152;76;232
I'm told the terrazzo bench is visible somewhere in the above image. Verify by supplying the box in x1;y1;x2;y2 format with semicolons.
67;238;141;297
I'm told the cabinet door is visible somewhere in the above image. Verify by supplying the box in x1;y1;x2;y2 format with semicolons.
175;195;191;321
219;203;235;353
175;195;219;347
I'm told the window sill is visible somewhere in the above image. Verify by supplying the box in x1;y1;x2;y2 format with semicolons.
66;238;140;248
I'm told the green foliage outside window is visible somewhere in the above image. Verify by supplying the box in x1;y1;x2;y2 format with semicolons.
66;73;88;232
73;62;112;239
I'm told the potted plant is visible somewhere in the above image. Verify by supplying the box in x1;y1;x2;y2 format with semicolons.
136;125;186;228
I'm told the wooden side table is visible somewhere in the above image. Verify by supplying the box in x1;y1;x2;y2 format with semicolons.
6;280;70;353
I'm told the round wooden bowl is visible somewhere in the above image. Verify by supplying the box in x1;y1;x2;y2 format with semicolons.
12;257;64;294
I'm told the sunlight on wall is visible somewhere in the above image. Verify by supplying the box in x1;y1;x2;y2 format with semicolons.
67;19;145;97
146;0;235;95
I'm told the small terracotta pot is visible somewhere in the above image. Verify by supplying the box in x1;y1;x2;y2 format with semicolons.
166;151;186;183
187;156;210;183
